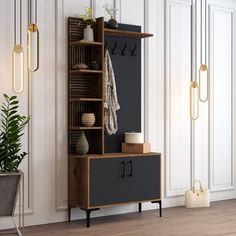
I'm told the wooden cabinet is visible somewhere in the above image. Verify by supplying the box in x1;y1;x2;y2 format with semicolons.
68;153;161;227
67;17;157;227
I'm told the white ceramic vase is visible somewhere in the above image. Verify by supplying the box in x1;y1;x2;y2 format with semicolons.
83;25;94;42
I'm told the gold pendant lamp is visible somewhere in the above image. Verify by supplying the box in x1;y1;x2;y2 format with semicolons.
199;0;208;102
12;0;24;94
27;0;39;72
190;81;200;120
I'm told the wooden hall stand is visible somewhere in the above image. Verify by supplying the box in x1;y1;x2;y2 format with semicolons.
67;17;161;227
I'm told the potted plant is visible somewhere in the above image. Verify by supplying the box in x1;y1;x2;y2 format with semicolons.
0;94;29;217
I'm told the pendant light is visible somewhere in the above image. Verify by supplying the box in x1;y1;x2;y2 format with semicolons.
199;0;208;102
190;81;200;120
27;0;39;72
12;0;24;94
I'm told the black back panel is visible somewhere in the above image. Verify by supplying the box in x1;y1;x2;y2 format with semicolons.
104;24;141;153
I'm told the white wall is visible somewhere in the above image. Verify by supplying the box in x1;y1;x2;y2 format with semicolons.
0;0;236;229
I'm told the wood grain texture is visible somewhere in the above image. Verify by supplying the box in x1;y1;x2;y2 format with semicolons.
2;200;236;236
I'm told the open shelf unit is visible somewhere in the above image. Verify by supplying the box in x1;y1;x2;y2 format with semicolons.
68;17;104;155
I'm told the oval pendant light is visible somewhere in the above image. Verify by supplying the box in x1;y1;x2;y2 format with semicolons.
190;81;200;120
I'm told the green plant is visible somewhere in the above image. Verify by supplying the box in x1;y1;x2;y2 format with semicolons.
0;94;30;173
80;7;96;25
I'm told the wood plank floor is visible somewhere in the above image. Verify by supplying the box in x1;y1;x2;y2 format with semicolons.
2;200;236;236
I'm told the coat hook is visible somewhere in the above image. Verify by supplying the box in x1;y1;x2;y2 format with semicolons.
121;43;128;56
112;41;118;55
131;44;137;56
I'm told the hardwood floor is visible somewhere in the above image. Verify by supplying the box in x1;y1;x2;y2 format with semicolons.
2;200;236;236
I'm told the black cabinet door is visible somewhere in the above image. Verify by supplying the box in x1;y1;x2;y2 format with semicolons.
126;156;160;202
90;158;126;207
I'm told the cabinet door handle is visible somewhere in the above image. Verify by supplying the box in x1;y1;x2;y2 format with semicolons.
128;161;133;177
121;161;125;177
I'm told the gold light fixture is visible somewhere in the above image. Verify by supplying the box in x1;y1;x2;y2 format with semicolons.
27;0;39;72
12;0;24;94
199;0;208;102
190;81;199;120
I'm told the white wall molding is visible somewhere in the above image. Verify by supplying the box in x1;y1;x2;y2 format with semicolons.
208;3;236;193
165;0;192;198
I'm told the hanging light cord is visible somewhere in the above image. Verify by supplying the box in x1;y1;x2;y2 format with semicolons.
28;0;37;25
14;0;22;45
205;0;207;64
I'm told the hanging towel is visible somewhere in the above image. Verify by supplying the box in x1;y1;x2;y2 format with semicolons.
104;50;120;135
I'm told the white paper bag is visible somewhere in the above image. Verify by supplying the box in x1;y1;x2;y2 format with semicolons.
185;180;210;208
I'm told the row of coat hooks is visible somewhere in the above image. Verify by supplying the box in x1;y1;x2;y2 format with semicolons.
105;41;137;56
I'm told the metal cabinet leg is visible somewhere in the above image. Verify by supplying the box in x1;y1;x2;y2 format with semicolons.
151;200;162;217
158;200;162;217
138;203;142;212
86;210;91;228
81;208;99;227
68;205;72;222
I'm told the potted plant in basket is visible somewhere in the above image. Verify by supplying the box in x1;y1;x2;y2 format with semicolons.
0;94;29;217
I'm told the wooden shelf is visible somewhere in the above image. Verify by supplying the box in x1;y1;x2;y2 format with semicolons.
104;28;153;38
69;98;103;102
70;40;103;46
70;69;103;74
70;126;103;130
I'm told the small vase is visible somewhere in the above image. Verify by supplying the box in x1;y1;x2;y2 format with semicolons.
76;131;89;155
82;113;96;127
90;61;99;70
83;25;94;41
107;17;118;29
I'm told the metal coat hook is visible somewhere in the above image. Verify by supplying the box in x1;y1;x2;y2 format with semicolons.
131;44;137;56
121;43;128;56
111;41;118;55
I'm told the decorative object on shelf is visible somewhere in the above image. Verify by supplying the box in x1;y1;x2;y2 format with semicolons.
104;50;120;135
185;180;210;208
81;7;96;42
76;131;89;155
83;24;94;42
12;0;24;94
73;63;88;70
124;132;144;144
0;94;30;234
199;0;208;102
81;113;96;127
122;143;151;154
28;0;39;72
90;61;99;70
190;81;199;120
103;3;118;29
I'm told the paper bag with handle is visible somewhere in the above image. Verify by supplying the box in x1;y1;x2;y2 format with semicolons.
185;180;210;208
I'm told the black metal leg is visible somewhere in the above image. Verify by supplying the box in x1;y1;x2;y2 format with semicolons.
81;208;100;227
158;200;162;217
138;203;142;212
68;205;73;222
151;200;162;217
86;210;91;228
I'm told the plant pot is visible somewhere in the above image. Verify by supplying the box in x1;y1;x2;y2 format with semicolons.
83;25;94;41
81;113;96;127
0;171;22;216
107;17;118;29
